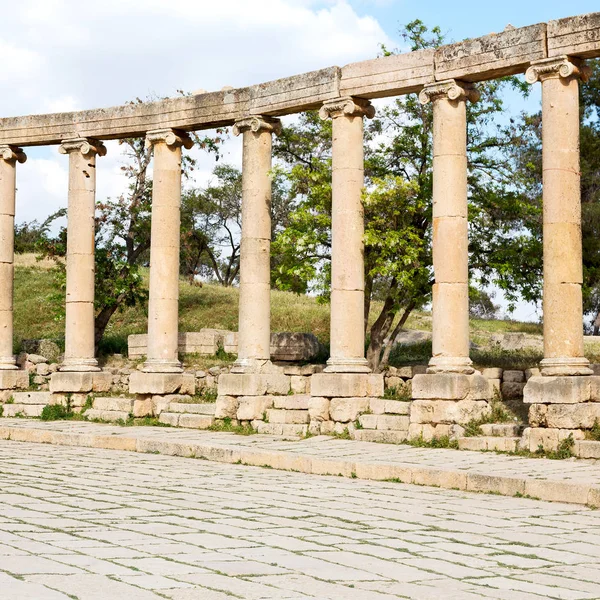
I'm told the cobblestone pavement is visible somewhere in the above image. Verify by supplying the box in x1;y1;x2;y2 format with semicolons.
1;441;600;599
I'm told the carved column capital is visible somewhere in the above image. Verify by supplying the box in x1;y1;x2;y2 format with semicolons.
0;145;27;164
59;138;107;157
526;55;591;84
233;116;282;137
418;80;480;105
145;129;194;150
319;96;375;120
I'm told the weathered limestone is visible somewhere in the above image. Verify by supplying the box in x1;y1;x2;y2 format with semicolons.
231;116;281;373
526;57;592;376
419;80;479;375
143;129;193;374
49;371;112;394
58;139;105;371
0;146;26;372
129;371;195;395
319;97;375;373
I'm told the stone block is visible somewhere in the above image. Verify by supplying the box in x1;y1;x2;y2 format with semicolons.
522;426;585;452
408;423;436;441
290;376;307;394
545;403;600;429
50;372;93;393
152;396;173;416
396;367;413;379
179;374;196;395
369;398;411;415
386;376;401;389
218;374;290;396
482;368;503;380
0;370;29;390
169;403;215;415
280;364;324;376
574;441;600;459
410;399;490;425
214;395;238;419
308;397;330;421
503;370;525;383
310;373;383;398
132;398;153;417
548;13;600;58
525;368;541;380
92;372;113;392
158;412;180;426
479;423;522;437
93;397;134;412
237;396;274;421
412;365;428;377
358;414;378;429
280;424;309;437
266;409;309;424
3;403;44;417
353;430;408;444
128;372;185;395
488;379;501;396
528;403;548;427
270;332;320;362
411;373;489;401
524;376;594;404
273;395;310;410
376;415;410;431
83;409;130;422
329;397;370;423
178;414;214;429
12;391;52;405
459;436;520;453
253;421;284;435
501;381;525;399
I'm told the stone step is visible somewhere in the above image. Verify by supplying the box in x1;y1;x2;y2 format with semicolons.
84;409;130;423
266;409;309;424
11;391;52;405
168;402;216;415
479;423;523;437
272;395;310;410
458;436;520;452
158;413;215;429
93;397;134;412
2;404;44;418
574;440;600;459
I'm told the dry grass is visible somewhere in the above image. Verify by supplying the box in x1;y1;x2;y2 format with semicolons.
14;253;62;269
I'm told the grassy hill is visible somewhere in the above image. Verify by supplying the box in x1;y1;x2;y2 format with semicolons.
15;253;600;370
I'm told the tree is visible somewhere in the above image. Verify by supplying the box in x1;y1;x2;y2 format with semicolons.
273;21;542;371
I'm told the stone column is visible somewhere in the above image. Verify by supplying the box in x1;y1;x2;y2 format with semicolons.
231;116;281;373
526;57;592;376
59;139;106;372
0;146;26;370
320;97;375;374
419;80;479;375
143;129;192;373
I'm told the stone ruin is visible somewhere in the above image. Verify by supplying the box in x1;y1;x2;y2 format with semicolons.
0;13;599;453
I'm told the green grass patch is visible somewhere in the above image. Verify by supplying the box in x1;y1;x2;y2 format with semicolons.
208;417;256;436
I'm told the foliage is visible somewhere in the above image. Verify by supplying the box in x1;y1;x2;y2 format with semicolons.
469;287;499;319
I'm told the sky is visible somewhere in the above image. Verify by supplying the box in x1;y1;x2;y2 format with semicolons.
1;0;598;321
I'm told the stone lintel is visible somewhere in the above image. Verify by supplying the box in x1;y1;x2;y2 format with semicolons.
411;373;490;401
0;370;29;391
310;373;384;398
523;375;600;404
128;371;195;396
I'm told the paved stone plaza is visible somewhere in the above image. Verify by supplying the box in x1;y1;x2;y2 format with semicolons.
0;440;599;599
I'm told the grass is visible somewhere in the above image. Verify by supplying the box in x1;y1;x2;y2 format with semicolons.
463;396;514;437
208;417;256;435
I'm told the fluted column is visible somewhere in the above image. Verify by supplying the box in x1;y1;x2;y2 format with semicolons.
419;80;479;375
231;116;281;373
143;129;192;373
320;97;375;373
0;146;26;370
526;56;592;376
59;138;105;372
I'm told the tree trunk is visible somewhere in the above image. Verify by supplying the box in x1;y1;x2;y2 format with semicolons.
94;302;123;352
380;300;416;369
366;293;396;373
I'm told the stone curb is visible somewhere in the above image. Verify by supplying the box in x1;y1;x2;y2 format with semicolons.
1;423;599;508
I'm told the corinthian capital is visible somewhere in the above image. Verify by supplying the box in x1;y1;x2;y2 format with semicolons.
0;145;27;164
525;56;591;84
418;80;480;105
59;138;107;157
232;116;282;137
319;96;375;120
145;129;194;150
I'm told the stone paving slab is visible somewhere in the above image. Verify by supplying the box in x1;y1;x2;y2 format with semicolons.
1;419;600;507
1;441;600;599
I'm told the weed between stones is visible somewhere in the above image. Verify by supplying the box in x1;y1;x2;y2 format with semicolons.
208;417;257;435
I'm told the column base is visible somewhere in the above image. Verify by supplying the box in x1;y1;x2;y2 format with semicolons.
142;359;183;374
231;357;271;374
59;358;100;372
540;357;592;377
324;357;371;374
427;356;474;375
0;357;17;370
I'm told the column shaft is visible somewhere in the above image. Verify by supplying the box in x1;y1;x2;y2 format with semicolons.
60;139;105;372
0;146;26;370
419;80;478;375
232;116;281;373
143;129;192;373
320;97;374;373
526;57;592;376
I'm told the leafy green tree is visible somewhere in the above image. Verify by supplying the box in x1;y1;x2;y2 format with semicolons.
273;21;542;371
